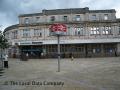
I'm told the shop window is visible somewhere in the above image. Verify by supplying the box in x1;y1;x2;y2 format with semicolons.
93;48;101;53
105;48;113;53
104;44;115;53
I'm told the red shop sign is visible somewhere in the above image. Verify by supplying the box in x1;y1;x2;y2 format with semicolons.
50;24;67;32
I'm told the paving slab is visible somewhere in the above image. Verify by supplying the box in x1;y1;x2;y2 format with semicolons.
0;57;120;90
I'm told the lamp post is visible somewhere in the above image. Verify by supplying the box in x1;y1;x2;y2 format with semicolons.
57;34;60;72
50;24;67;72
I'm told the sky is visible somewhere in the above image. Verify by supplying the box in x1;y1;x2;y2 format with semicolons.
0;0;120;31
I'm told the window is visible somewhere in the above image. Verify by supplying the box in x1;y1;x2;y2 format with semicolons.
5;32;9;39
118;26;120;34
102;26;111;35
34;29;42;37
91;15;96;20
104;44;115;53
63;16;68;21
24;18;29;24
36;17;40;23
23;29;30;37
50;16;55;21
12;31;18;39
104;14;108;20
91;44;101;54
75;27;84;36
90;27;100;35
76;15;80;21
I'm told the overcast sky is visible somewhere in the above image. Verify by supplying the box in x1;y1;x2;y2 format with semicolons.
0;0;120;31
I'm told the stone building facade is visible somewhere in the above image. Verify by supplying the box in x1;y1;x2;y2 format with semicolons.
4;7;120;58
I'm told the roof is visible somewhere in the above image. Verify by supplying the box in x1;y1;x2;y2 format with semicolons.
42;7;89;15
19;7;116;17
89;9;116;13
19;13;43;17
4;24;18;33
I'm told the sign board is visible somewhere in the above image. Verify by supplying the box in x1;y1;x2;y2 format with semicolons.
49;24;67;35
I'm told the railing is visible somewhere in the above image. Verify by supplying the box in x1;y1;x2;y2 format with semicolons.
11;35;120;42
19;19;117;26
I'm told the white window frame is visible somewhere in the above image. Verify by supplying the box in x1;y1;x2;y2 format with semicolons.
23;29;30;37
36;17;40;23
63;16;68;21
76;15;80;21
75;27;84;36
118;26;120;34
104;14;108;20
24;18;29;24
90;27;100;35
50;16;55;22
34;29;42;37
12;30;18;39
102;26;111;35
91;15;96;20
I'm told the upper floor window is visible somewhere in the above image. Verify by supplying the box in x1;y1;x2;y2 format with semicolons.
91;15;96;20
36;17;40;23
23;29;30;38
5;32;10;39
75;27;84;36
90;27;100;35
50;16;55;22
102;26;111;35
118;26;120;34
104;14;108;20
76;15;80;21
34;29;42;37
63;16;68;21
12;30;18;39
24;18;29;24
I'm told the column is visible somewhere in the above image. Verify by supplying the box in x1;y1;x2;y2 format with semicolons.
117;43;120;56
101;44;104;56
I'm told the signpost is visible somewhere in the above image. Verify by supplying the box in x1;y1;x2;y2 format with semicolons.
50;24;67;72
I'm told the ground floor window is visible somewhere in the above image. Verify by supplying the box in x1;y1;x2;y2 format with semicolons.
15;43;117;58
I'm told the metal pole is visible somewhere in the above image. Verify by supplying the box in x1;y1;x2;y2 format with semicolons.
57;35;60;72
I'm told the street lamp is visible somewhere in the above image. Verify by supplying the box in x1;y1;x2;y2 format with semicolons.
50;24;67;72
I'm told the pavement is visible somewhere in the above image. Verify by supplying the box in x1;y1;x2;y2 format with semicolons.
0;57;120;90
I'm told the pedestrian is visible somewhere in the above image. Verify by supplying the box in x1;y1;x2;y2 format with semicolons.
4;54;8;68
115;48;117;57
70;53;74;61
26;53;29;60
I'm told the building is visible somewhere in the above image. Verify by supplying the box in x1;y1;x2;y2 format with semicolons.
4;7;120;58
